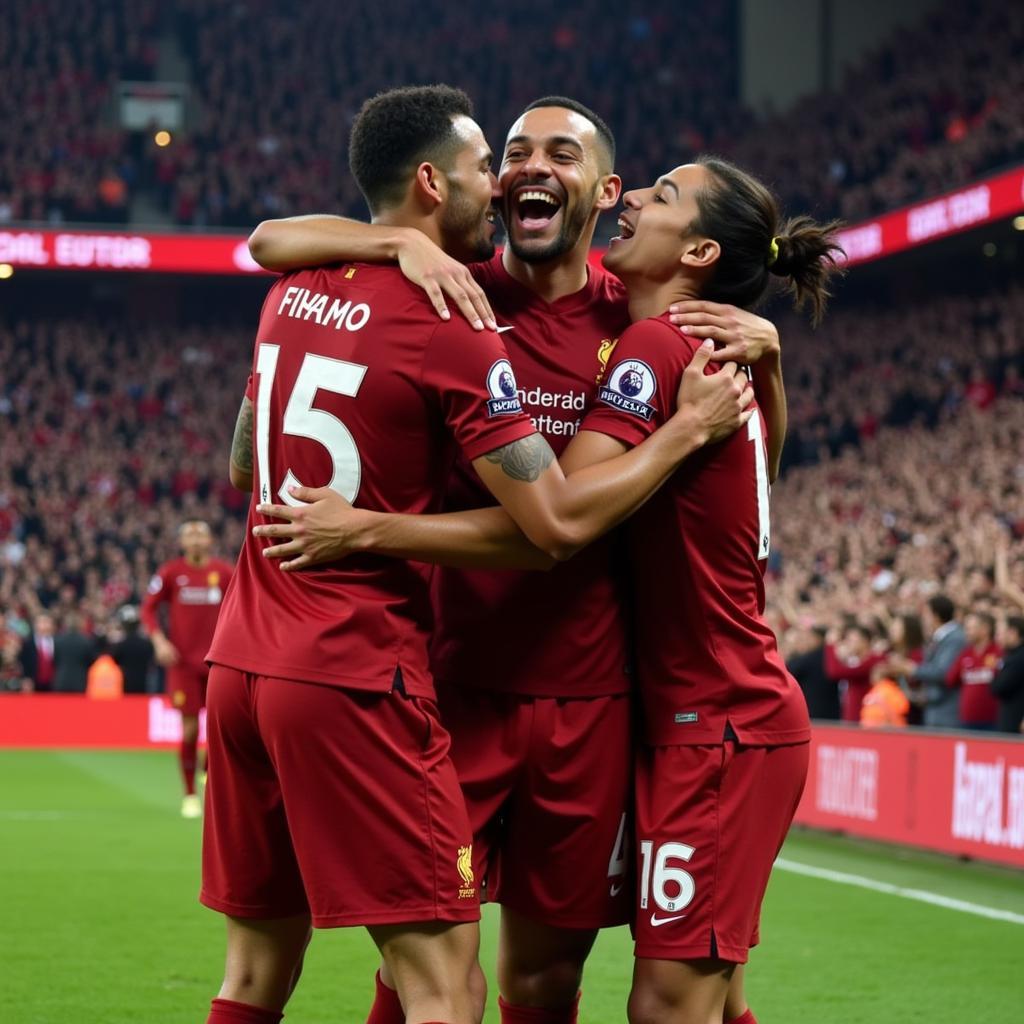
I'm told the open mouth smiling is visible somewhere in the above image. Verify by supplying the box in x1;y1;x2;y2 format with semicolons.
612;214;636;242
514;187;563;231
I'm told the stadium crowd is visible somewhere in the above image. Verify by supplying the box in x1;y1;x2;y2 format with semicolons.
157;0;738;229
0;0;159;225
154;0;1024;227
726;0;1024;221
1;1;1021;230
1;279;1023;731
0;315;249;693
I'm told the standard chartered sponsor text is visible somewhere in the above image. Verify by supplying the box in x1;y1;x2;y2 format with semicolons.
520;387;586;438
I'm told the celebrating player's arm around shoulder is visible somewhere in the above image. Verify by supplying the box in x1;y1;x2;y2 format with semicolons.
253;341;750;570
246;250;785;573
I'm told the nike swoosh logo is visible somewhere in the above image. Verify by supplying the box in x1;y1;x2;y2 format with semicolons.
609;881;625;897
496;325;515;333
650;913;686;927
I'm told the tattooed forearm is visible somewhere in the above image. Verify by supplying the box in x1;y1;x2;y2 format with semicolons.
484;434;555;482
230;397;254;471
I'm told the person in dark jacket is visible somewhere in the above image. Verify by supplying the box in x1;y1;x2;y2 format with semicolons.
108;606;156;694
992;615;1024;734
787;626;839;720
52;612;98;693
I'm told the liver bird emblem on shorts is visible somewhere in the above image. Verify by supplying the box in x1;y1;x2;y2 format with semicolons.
457;845;474;886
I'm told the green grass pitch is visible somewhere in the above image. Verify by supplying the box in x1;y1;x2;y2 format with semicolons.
2;749;1021;1023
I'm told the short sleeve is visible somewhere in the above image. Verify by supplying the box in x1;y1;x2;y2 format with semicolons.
581;318;692;449
421;320;537;462
139;564;171;632
244;373;254;402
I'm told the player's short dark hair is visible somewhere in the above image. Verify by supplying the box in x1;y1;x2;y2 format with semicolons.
927;594;956;624
520;95;616;171
350;85;474;214
1006;616;1024;642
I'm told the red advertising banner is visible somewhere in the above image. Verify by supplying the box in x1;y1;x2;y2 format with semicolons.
796;725;1024;869
0;228;268;275
0;695;205;749
836;164;1024;267
0;226;607;278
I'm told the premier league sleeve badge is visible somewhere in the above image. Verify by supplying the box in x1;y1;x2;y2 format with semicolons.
598;359;658;421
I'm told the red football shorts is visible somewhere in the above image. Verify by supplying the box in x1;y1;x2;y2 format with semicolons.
438;685;633;929
200;665;479;928
633;740;809;963
166;664;208;716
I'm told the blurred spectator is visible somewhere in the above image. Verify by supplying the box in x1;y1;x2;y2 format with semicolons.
860;676;910;728
874;614;926;725
946;611;1001;729
785;625;838;720
86;650;124;700
824;624;886;723
910;595;966;728
52;612;97;693
992;616;1024;734
20;612;57;692
1;629;30;692
107;605;155;694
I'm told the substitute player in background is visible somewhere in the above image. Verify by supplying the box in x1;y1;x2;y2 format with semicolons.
204;85;752;1024
249;98;780;1024
141;520;233;818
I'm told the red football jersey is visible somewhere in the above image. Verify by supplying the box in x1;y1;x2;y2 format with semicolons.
141;557;235;670
582;314;811;746
208;264;536;696
947;642;1002;725
428;254;634;697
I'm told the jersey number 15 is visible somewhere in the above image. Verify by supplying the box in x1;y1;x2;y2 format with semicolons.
254;343;367;506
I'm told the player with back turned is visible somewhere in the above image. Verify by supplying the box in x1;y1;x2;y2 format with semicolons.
140;520;233;818
203;85;754;1024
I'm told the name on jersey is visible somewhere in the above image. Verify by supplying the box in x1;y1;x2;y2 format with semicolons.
598;359;658;421
277;286;371;332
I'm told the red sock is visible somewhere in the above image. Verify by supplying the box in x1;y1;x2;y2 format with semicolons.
725;1010;757;1024
365;971;404;1024
499;993;580;1023
206;997;282;1023
180;737;198;795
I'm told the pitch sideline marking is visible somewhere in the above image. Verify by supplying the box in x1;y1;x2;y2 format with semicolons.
775;857;1024;925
